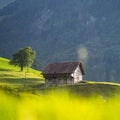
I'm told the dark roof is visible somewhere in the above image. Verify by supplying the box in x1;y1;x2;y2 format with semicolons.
43;62;85;75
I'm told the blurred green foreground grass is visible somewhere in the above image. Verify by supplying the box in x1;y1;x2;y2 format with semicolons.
0;91;120;120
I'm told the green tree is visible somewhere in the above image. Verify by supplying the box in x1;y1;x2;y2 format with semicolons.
10;46;36;71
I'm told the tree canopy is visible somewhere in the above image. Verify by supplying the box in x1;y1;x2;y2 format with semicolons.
10;46;36;71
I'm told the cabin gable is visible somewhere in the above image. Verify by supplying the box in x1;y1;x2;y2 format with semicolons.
72;65;83;83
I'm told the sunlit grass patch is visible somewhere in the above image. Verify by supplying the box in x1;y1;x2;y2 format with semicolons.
0;57;44;88
88;81;120;86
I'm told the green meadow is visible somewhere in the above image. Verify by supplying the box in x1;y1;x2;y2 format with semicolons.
0;57;120;120
0;57;44;88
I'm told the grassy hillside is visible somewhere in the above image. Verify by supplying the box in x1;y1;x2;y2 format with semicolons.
0;57;120;98
0;57;44;88
37;82;120;99
1;58;120;120
0;82;120;120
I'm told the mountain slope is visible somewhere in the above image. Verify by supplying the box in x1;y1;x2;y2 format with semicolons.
0;0;15;9
0;0;120;82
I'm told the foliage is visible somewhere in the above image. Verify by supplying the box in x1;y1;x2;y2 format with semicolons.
0;91;120;120
10;46;36;71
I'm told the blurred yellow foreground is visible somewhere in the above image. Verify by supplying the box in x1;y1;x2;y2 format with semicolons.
0;91;120;120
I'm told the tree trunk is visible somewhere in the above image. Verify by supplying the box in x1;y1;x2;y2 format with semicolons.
21;65;24;71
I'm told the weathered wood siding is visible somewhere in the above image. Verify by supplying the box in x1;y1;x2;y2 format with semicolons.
45;76;73;86
45;79;56;85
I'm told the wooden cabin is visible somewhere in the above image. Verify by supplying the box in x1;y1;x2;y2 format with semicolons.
43;62;85;85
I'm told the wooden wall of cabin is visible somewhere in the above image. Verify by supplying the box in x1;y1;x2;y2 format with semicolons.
45;74;73;85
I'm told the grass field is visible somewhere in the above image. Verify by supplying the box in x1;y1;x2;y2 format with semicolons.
0;57;44;88
0;91;120;120
1;57;120;96
1;57;120;120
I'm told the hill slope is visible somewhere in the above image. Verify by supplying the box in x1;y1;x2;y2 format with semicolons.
0;0;120;82
0;57;44;87
0;58;120;98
